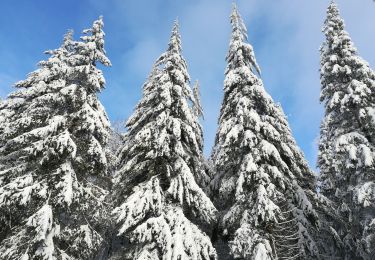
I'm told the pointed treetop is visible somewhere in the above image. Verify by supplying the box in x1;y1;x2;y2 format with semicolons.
62;29;74;51
80;16;111;66
82;16;104;37
324;0;345;34
94;15;104;33
227;4;261;76
63;29;74;43
322;0;357;59
230;2;247;42
327;0;340;18
168;19;182;53
192;80;204;119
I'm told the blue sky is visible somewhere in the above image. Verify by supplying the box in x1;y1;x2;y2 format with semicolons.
0;0;375;169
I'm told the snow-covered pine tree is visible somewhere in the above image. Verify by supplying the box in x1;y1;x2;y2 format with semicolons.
318;2;375;259
111;21;217;260
0;17;111;260
192;80;204;119
211;4;320;259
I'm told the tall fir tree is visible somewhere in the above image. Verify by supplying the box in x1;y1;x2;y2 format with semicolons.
318;2;375;259
211;5;320;259
111;21;217;260
0;17;111;260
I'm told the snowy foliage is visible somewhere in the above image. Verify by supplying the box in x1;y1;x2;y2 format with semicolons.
111;21;217;260
0;17;111;259
318;2;375;259
210;5;320;259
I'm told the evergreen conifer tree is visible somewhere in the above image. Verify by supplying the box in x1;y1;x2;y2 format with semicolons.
318;2;375;259
211;5;320;259
111;21;217;260
0;17;111;260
